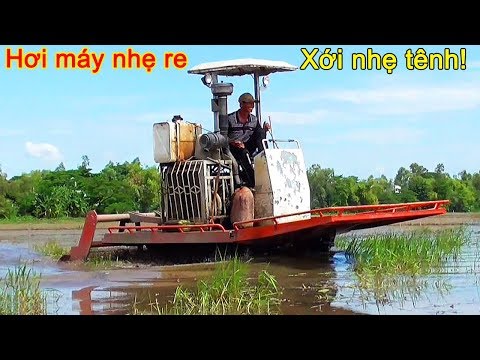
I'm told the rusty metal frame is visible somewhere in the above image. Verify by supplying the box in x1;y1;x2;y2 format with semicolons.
233;200;450;229
66;200;449;262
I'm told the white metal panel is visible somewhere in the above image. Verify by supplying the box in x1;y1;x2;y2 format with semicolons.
153;122;175;163
188;58;298;77
254;148;311;223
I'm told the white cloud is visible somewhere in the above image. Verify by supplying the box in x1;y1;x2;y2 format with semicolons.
332;127;424;145
262;110;332;125
329;87;480;113
301;127;423;146
25;142;63;161
288;83;480;116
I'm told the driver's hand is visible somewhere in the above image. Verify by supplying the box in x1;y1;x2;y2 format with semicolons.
231;140;245;149
263;122;271;132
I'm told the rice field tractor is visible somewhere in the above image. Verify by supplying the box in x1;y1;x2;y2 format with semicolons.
64;58;449;262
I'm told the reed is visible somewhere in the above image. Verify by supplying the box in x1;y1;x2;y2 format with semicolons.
336;227;470;308
0;265;48;315
34;241;69;261
336;227;469;275
135;257;282;315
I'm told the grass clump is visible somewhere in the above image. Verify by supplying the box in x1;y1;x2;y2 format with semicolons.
32;242;125;269
85;252;121;269
34;241;70;261
0;265;48;315
139;257;282;315
83;249;140;270
335;227;470;308
336;227;469;275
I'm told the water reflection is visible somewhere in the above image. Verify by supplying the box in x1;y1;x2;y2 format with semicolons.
61;237;480;315
72;286;139;315
71;284;182;315
3;222;480;315
333;225;480;315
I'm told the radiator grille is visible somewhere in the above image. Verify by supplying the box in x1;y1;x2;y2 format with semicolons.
162;160;234;223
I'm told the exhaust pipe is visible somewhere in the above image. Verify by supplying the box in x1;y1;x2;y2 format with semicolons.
199;82;242;186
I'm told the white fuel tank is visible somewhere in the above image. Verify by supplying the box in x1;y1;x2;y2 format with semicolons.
254;147;311;223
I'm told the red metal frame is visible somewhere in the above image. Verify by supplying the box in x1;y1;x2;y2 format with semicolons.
66;200;449;261
232;200;449;229
107;223;227;234
234;200;448;244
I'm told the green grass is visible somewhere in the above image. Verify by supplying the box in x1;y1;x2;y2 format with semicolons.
133;257;282;315
0;265;48;315
336;227;469;275
33;242;132;269
0;216;85;225
34;242;70;261
335;227;471;307
84;251;128;270
0;216;86;230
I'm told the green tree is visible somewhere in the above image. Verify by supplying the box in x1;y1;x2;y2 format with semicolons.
307;165;336;208
78;155;92;177
6;171;44;216
435;163;445;174
409;175;432;201
410;163;428;176
55;162;66;172
394;166;411;188
449;180;476;212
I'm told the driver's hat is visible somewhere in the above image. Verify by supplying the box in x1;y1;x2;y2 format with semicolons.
238;93;255;103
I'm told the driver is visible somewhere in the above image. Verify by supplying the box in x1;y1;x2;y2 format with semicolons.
227;93;271;187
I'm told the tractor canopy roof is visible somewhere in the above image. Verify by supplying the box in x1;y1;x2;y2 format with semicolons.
188;58;298;77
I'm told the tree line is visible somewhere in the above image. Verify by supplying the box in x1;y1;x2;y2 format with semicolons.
0;156;160;219
308;163;478;212
0;158;478;219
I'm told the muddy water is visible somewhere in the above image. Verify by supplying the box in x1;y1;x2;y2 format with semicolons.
1;214;479;315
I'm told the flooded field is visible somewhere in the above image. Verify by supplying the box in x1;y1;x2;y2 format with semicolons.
0;213;479;315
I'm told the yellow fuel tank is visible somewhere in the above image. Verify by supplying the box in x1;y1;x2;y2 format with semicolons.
153;120;202;163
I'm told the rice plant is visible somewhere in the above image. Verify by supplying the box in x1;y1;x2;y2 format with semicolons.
34;241;69;261
336;227;469;275
135;257;282;315
336;227;470;308
0;265;48;315
84;251;125;269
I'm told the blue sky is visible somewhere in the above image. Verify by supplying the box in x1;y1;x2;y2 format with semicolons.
0;45;478;180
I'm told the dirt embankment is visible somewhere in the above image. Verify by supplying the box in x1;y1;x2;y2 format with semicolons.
0;220;118;231
389;212;480;226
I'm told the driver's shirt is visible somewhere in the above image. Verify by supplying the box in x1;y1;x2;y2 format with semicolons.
227;111;260;143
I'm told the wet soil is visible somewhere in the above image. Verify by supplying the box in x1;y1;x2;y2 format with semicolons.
1;212;479;315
